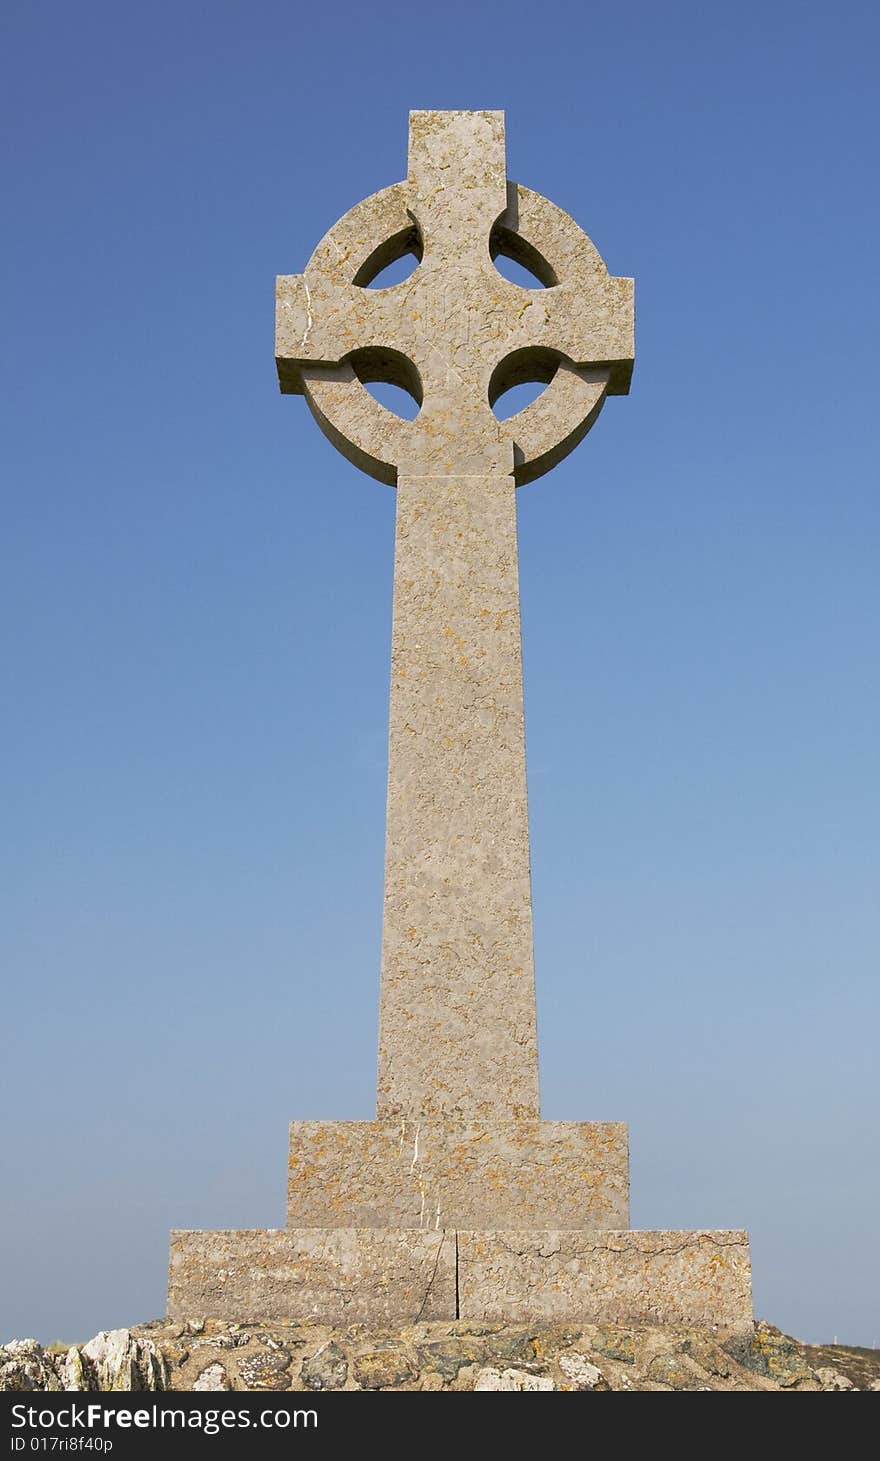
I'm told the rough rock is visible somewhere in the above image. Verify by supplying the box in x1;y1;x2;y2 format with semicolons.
416;1340;482;1378
558;1353;609;1391
415;1330;535;1378
81;1331;168;1392
593;1326;636;1363
237;1352;292;1391
482;1330;537;1364
682;1334;732;1377
474;1367;555;1392
645;1352;709;1391
301;1342;347;1391
813;1367;855;1392
352;1348;415;1390
57;1347;87;1390
723;1322;813;1388
192;1363;230;1392
2;1318;876;1394
0;1340;61;1392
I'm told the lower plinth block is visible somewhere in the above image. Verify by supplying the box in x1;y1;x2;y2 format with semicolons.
167;1227;752;1331
167;1228;456;1325
287;1119;629;1230
457;1229;753;1333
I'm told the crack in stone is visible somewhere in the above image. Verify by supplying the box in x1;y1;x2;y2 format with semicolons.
301;278;313;349
408;1124;421;1173
414;1234;448;1323
487;1233;748;1261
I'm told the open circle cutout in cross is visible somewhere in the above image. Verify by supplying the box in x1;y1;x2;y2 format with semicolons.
276;111;633;485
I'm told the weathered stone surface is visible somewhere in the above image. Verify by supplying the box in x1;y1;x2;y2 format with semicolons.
415;1340;482;1379
415;1330;536;1378
168;1226;751;1330
593;1326;636;1363
645;1352;708;1390
58;1347;87;1391
474;1366;555;1391
457;1230;753;1332
237;1352;292;1390
192;1363;230;1392
80;1330;168;1392
558;1353;609;1390
681;1333;733;1377
167;1229;456;1325
813;1367;855;1391
288;1120;628;1229
157;1341;190;1369
478;1330;537;1364
352;1348;416;1389
0;1334;168;1395
723;1321;813;1387
5;1320;879;1393
378;469;538;1120
300;1342;348;1391
0;1339;61;1392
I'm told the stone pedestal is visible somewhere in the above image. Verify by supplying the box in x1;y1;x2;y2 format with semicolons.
168;1114;753;1330
169;1116;753;1328
287;1120;629;1230
168;1229;457;1327
456;1229;753;1330
168;1227;753;1333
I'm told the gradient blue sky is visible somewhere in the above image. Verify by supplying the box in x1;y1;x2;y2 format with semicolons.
2;0;877;1347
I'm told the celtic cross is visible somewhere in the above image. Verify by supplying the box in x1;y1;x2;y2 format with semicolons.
276;111;634;1122
167;109;751;1336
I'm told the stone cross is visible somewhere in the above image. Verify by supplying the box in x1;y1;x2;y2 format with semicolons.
276;111;633;1122
166;111;753;1334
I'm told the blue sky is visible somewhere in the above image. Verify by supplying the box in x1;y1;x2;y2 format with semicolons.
2;0;877;1346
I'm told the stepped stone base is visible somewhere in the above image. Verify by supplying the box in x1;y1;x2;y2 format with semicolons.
168;1229;456;1327
458;1229;753;1331
287;1119;629;1230
167;1227;752;1332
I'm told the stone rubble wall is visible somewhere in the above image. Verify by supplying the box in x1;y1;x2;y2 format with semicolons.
2;1321;877;1393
